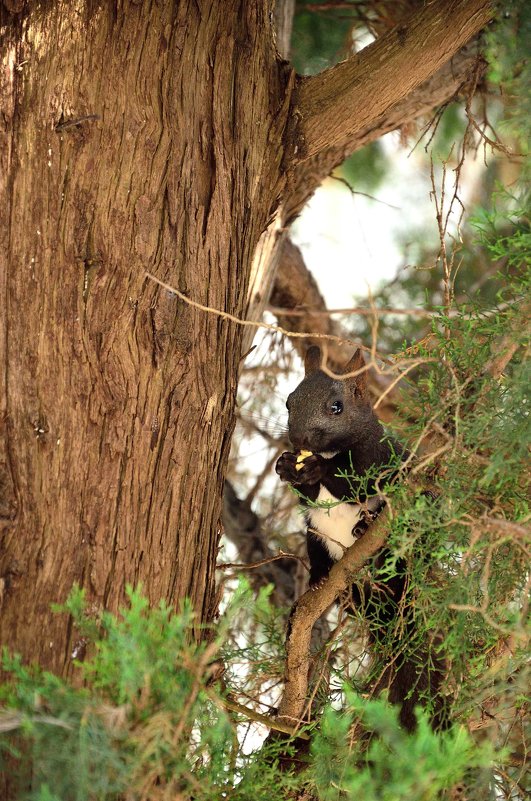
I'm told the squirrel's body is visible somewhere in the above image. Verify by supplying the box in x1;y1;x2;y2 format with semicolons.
276;345;404;587
295;446;394;582
276;346;446;731
308;481;382;562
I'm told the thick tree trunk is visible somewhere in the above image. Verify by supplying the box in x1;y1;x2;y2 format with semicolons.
0;0;290;673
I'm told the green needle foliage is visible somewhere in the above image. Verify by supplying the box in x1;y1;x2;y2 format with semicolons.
0;583;304;801
1;586;236;801
313;692;501;801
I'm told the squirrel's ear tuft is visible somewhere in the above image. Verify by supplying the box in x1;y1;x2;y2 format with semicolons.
304;346;322;375
342;348;368;397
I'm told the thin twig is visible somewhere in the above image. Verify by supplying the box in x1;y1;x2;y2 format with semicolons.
0;712;75;732
217;552;309;573
268;299;521;319
329;173;401;210
269;304;459;318
54;114;100;131
145;271;351;347
221;694;310;740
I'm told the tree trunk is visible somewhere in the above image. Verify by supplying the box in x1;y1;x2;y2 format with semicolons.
0;0;291;673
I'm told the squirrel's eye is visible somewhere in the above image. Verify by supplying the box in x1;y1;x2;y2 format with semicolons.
330;400;343;415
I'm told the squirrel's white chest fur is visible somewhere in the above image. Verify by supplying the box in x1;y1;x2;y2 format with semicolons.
307;486;363;561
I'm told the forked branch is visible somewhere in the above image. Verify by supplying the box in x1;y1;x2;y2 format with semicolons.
290;0;494;166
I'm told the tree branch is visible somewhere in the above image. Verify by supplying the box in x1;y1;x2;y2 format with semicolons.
286;41;487;219
289;0;494;167
270;238;400;422
222;481;299;608
277;509;390;726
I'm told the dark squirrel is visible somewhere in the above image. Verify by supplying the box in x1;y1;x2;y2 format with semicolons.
276;345;446;732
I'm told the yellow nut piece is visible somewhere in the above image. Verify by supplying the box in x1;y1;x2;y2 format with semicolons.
295;450;313;471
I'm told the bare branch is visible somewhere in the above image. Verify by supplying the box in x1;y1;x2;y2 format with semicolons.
222;694;310;740
145;270;352;349
286;43;487;220
289;0;493;166
218;552;308;574
277;509;390;727
222;482;300;607
269;304;469;319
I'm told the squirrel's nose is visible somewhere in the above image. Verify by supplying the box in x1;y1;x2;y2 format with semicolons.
289;431;306;451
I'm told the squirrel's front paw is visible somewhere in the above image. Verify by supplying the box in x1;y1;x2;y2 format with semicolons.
275;451;300;483
276;451;325;485
295;453;325;485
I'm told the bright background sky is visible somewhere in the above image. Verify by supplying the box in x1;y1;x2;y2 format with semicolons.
291;131;482;306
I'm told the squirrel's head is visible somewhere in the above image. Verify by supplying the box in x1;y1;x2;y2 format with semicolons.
286;346;377;453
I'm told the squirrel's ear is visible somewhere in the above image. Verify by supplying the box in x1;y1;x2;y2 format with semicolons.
342;348;368;397
304;346;322;375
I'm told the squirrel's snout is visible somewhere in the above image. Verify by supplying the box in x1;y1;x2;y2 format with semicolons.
289;436;305;451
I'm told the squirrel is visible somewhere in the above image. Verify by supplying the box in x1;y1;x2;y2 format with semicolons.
275;345;446;732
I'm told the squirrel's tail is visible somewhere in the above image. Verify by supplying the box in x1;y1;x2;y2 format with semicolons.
377;644;449;731
354;551;450;731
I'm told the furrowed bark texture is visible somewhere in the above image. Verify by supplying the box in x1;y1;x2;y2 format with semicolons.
0;0;290;673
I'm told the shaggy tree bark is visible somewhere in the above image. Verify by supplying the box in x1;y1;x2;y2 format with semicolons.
0;0;291;673
0;0;493;674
